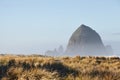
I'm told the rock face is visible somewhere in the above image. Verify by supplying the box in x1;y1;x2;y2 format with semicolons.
66;24;106;56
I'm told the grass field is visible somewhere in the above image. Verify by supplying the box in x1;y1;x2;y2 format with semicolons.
0;54;120;80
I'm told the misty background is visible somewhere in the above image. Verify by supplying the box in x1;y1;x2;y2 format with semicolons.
0;0;120;55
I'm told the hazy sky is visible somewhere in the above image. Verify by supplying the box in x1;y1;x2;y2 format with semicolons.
0;0;120;54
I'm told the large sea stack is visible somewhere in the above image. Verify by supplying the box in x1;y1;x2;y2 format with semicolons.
66;24;107;56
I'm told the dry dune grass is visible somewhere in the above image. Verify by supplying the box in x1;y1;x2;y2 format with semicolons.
0;54;120;80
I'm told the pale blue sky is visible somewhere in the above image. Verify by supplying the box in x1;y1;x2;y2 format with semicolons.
0;0;120;54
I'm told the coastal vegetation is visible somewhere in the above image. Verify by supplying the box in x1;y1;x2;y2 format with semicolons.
0;54;120;80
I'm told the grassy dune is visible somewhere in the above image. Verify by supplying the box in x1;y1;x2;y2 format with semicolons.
0;54;120;80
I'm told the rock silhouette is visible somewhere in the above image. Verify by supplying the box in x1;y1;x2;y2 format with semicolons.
66;24;106;56
106;45;113;55
45;45;64;56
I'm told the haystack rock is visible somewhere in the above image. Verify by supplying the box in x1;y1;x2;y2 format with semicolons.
66;24;107;56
